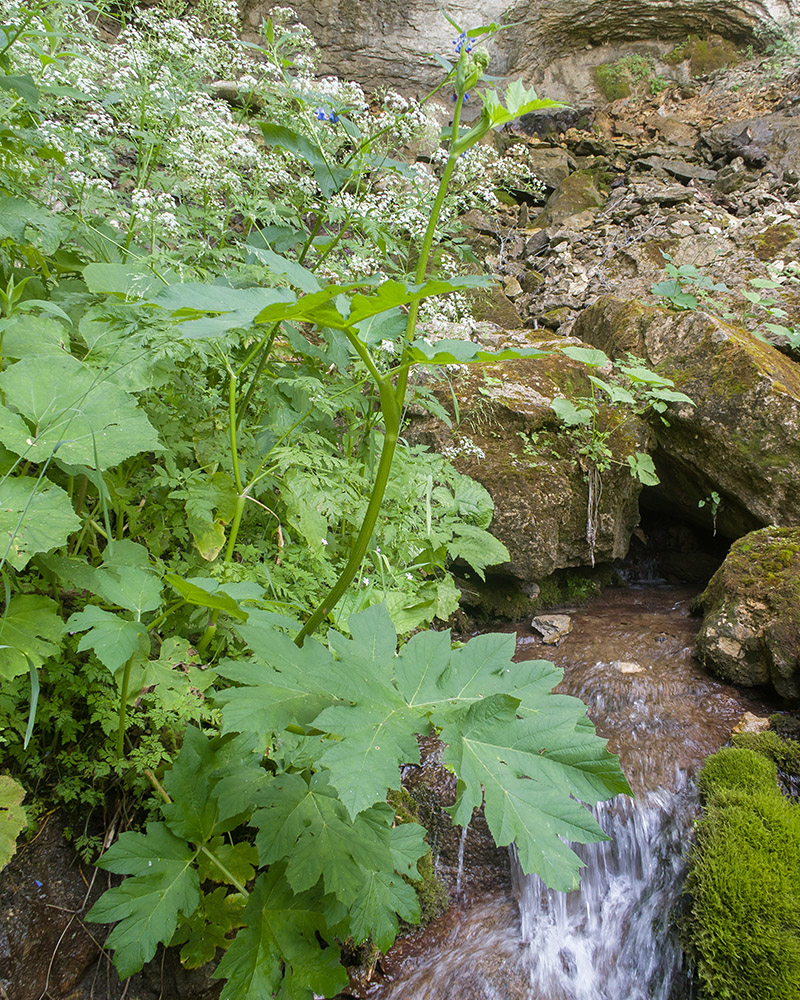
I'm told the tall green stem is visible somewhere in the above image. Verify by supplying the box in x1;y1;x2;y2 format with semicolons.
116;654;135;759
294;92;468;644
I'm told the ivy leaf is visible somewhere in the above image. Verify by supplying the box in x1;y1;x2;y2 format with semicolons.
252;771;395;903
349;870;419;950
0;355;161;469
0;774;27;871
212;866;348;1000
66;606;149;673
87;822;200;979
0;476;81;570
0;595;63;680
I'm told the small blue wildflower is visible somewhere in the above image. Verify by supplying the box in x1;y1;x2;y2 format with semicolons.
34;880;43;888
451;92;469;102
314;107;340;124
453;32;474;54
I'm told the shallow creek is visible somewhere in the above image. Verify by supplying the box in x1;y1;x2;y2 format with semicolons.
370;586;770;1000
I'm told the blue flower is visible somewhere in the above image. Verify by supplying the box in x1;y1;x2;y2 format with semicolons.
314;107;340;123
453;32;474;54
451;92;469;102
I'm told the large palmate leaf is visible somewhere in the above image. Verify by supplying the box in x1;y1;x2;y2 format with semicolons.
87;822;201;979
0;475;81;569
212;866;349;1000
0;354;160;469
252;771;425;910
219;605;630;889
0;595;64;680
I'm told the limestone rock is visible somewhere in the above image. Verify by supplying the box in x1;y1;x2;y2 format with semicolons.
572;296;800;538
241;0;800;100
534;170;606;228
405;344;648;581
531;613;572;643
732;711;772;734
696;527;800;700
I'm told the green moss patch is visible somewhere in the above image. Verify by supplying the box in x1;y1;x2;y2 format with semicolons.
753;223;797;262
685;747;800;1000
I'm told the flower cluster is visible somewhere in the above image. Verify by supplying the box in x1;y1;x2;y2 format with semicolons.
453;32;475;54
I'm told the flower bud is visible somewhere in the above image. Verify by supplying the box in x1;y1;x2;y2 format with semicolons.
472;46;490;72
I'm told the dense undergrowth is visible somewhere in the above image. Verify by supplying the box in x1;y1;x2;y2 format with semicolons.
0;2;634;995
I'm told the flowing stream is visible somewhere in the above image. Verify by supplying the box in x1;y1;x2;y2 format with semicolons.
371;586;770;1000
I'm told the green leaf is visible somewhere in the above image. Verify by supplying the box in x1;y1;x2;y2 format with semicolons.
447;523;509;580
87;822;200;979
587;375;636;406
551;396;592;427
212;867;348;1000
175;886;246;968
441;696;612;891
244;245;321;293
259;123;350;199
82;262;162;298
349;870;419;950
0;476;81;570
0;73;39;107
66;606;149;673
627;452;659;486
0;595;63;680
0;315;69;360
165;574;248;621
0;774;27;871
219;606;629;888
561;345;610;367
161;725;224;843
408;339;550;364
252;772;396;903
0;355;161;470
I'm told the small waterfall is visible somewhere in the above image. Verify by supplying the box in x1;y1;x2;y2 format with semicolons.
512;786;695;1000
374;587;769;1000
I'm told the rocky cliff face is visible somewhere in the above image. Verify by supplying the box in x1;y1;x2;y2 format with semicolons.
240;0;800;99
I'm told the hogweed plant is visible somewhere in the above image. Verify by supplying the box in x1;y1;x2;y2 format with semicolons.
0;4;632;996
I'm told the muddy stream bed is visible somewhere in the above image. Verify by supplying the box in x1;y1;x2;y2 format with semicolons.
365;585;773;1000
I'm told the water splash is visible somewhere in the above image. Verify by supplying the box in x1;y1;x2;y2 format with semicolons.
513;784;695;1000
374;587;768;1000
455;823;469;896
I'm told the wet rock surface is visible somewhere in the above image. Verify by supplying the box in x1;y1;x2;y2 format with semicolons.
406;349;648;582
572;296;800;538
696;526;800;700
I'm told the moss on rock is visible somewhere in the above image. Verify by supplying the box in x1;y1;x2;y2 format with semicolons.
696;527;800;701
685;747;800;1000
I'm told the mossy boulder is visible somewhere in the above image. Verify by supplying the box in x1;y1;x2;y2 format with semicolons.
572;296;800;539
695;527;800;701
685;747;800;1000
405;337;649;584
533;170;606;229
